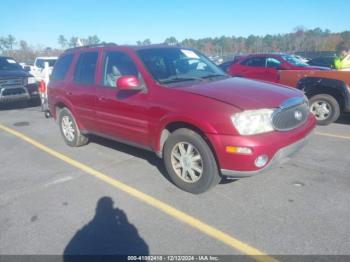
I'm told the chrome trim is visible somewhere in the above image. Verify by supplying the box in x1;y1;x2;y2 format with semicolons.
272;96;309;132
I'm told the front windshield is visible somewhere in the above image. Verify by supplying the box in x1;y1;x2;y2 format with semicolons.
281;55;309;67
137;48;226;85
0;57;23;71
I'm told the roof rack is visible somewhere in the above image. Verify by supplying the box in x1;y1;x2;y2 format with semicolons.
64;42;118;52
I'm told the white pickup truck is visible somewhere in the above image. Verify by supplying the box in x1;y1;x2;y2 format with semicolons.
30;56;57;82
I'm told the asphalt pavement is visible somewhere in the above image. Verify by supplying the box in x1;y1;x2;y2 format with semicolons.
0;105;349;260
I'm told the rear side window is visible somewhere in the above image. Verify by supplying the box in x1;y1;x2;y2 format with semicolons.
240;57;266;67
73;52;98;84
51;54;73;81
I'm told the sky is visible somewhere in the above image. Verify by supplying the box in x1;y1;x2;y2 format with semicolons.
1;0;349;48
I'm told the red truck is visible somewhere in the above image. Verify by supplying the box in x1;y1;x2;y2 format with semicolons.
227;54;350;125
48;44;315;193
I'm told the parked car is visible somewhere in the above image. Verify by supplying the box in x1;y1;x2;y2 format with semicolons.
279;70;350;125
0;56;39;105
218;55;246;73
308;56;335;69
48;44;315;193
30;56;58;82
228;53;329;82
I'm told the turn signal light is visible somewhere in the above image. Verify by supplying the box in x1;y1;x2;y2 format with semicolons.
225;146;252;154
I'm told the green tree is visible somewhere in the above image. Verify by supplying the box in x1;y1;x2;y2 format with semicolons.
58;35;68;49
7;34;16;50
164;36;178;45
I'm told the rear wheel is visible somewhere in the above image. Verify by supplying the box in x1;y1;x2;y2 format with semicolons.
163;128;221;194
309;94;340;125
58;108;88;147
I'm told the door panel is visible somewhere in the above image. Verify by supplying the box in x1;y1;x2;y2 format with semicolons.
66;51;99;131
94;50;150;147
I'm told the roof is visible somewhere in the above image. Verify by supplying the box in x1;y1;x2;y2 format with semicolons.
63;43;182;53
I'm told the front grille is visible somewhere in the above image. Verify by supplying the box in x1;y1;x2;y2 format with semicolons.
272;97;309;131
2;88;26;96
0;78;24;89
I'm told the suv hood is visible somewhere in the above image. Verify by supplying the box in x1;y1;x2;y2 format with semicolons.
0;70;31;78
180;77;303;110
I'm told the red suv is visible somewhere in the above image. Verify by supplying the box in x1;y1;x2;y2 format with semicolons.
228;53;328;83
48;44;315;193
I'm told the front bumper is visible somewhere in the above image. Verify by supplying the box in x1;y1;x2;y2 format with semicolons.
0;84;39;104
221;133;311;177
206;114;316;178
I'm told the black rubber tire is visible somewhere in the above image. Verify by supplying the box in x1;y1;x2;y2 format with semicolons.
163;128;221;194
58;108;88;147
309;94;340;126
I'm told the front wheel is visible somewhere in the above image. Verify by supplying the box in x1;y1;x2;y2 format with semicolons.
163;128;221;194
309;94;340;125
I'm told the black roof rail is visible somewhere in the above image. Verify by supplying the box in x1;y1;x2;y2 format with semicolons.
64;42;118;52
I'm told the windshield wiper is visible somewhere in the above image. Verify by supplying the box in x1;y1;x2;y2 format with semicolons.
159;77;203;84
201;74;228;79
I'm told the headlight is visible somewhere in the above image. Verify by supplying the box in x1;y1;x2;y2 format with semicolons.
27;77;37;84
231;109;275;135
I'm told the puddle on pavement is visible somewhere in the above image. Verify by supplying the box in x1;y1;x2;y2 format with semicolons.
13;121;30;127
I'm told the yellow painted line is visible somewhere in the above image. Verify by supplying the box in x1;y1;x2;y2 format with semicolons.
0;123;277;262
315;132;350;140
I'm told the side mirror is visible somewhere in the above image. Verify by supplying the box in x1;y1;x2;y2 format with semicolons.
116;75;142;90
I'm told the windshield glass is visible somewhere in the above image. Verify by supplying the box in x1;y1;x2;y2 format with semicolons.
137;48;226;85
36;59;57;68
0;57;23;71
281;55;309;67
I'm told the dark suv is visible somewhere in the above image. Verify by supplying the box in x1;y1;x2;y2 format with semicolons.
48;44;315;193
0;56;39;104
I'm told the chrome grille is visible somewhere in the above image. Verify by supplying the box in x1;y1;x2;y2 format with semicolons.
272;97;309;131
2;88;26;96
0;78;24;89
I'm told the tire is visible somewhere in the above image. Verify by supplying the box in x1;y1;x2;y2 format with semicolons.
309;94;340;125
163;128;221;194
58;108;88;147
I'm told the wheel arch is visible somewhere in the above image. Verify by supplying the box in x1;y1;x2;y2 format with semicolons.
296;77;350;111
156;121;218;164
53;98;85;130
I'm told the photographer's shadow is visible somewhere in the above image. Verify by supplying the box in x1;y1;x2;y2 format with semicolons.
64;197;149;260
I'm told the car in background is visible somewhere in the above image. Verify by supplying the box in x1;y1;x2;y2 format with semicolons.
0;56;39;105
308;56;335;69
30;56;58;82
218;55;246;73
48;44;315;194
228;53;329;83
294;55;309;64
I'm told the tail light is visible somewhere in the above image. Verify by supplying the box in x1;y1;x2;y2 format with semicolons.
39;81;46;93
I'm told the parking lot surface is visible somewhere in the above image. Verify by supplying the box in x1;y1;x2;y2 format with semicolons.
0;105;350;259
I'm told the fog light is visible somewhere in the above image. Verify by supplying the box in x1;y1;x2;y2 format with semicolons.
255;155;269;167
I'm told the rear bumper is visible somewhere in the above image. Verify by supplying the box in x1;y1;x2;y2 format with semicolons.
221;133;311;177
206;114;316;178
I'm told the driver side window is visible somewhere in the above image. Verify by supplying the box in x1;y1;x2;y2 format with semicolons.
102;51;142;88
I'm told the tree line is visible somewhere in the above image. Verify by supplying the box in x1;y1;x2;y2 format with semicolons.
1;28;349;64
